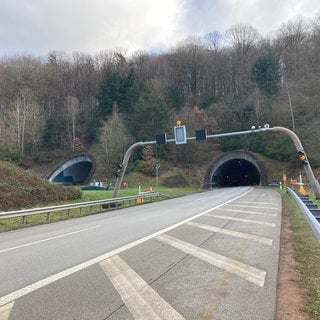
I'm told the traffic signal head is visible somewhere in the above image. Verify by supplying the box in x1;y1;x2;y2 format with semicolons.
115;163;123;178
297;151;308;165
196;129;207;141
156;133;167;144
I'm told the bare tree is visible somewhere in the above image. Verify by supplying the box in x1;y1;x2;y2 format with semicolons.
91;103;133;179
67;95;80;152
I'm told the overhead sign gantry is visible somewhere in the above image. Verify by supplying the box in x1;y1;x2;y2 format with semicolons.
111;124;320;200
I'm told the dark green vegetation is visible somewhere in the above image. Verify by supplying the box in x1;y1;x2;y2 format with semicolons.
0;17;320;181
282;193;320;319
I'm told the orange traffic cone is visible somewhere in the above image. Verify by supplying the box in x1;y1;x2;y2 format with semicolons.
299;184;308;196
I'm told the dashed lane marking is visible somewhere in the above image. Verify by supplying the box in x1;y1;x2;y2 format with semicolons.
0;225;101;254
205;214;276;227
187;222;273;245
100;255;186;320
156;234;266;287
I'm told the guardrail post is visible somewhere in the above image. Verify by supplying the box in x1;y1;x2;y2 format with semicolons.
46;212;51;222
22;215;26;225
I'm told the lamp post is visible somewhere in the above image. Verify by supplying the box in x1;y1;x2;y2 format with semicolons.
155;162;160;191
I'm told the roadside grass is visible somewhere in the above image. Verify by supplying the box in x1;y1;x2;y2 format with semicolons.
0;186;200;232
282;192;320;319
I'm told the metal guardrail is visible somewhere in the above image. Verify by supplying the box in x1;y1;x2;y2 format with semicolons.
0;192;168;224
287;187;320;241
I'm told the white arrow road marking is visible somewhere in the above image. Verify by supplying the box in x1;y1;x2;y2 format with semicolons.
205;214;276;227
100;255;185;320
187;222;273;245
0;302;14;320
157;234;266;287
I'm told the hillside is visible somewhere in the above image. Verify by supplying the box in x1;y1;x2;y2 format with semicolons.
0;161;81;211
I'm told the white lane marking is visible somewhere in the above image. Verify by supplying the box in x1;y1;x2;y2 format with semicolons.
0;302;14;320
0;188;253;307
205;214;276;227
217;208;277;216
0;226;101;254
236;201;278;206
187;222;273;246
157;234;266;287
100;256;185;320
225;204;279;210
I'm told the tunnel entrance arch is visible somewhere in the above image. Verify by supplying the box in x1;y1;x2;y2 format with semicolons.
46;154;96;185
204;151;268;188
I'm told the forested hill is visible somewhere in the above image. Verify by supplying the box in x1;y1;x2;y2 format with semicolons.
0;17;320;178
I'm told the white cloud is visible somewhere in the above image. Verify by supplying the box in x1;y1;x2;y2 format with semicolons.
0;0;319;57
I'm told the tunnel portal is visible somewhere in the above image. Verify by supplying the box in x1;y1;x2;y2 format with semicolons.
47;155;96;185
205;151;268;188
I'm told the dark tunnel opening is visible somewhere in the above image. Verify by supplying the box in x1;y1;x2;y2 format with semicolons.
47;155;96;185
52;162;93;184
212;158;260;187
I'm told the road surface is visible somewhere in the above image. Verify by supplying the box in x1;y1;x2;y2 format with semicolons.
0;187;281;319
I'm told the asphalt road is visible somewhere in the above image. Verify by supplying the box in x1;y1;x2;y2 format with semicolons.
0;186;281;319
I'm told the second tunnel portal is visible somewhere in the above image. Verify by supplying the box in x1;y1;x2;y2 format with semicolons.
204;151;268;188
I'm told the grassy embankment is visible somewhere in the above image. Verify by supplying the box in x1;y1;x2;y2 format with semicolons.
0;159;200;231
282;190;320;319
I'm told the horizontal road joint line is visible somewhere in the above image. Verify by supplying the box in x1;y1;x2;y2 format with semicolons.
205;214;276;227
217;208;277;216
0;225;101;254
0;189;255;307
225;204;279;210
156;234;266;287
0;302;14;320
100;255;185;320
187;222;273;246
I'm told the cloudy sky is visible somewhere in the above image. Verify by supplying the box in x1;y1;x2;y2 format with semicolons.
1;0;319;57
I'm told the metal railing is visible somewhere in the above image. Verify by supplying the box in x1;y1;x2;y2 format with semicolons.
0;193;168;225
287;187;320;241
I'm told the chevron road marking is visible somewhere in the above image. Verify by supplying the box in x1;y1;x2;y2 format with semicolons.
100;255;185;320
236;201;279;206
224;204;279;210
157;234;266;287
205;213;276;227
187;222;273;245
216;208;278;216
0;302;14;320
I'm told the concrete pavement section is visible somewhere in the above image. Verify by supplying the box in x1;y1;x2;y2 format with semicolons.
0;188;281;319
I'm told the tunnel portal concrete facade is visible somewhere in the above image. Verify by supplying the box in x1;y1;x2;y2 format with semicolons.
47;154;96;185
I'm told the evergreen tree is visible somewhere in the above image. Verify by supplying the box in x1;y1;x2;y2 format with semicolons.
252;50;280;97
97;67;143;118
42;117;68;150
97;69;122;118
128;90;169;141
